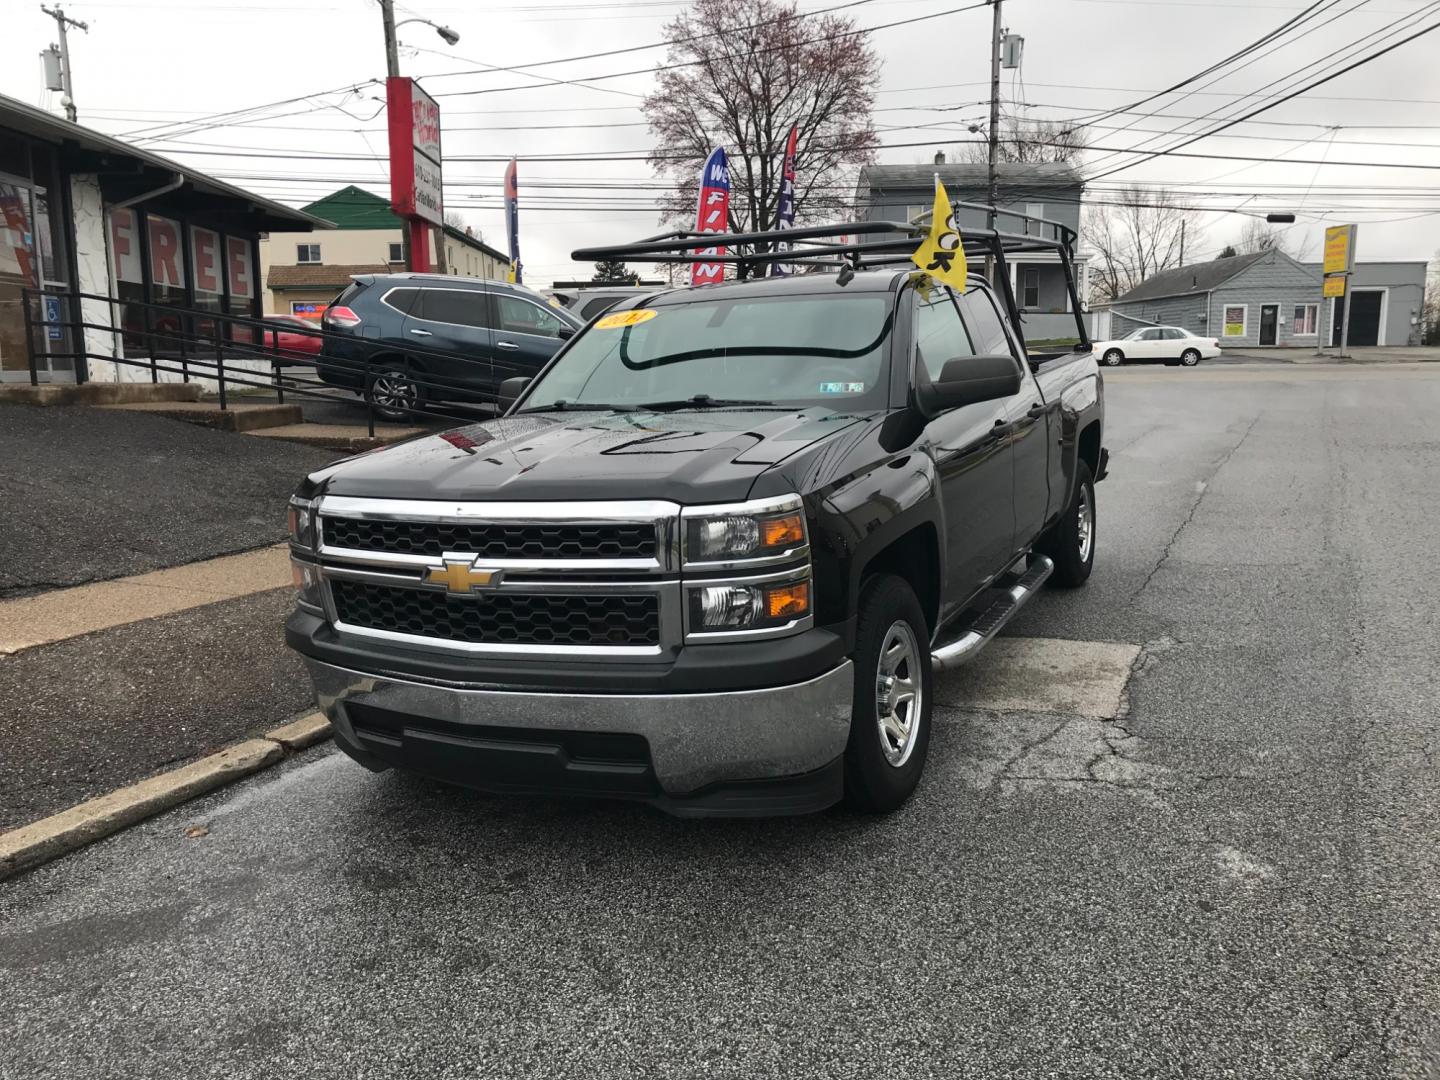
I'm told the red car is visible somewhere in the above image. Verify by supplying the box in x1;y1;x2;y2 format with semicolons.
262;315;324;365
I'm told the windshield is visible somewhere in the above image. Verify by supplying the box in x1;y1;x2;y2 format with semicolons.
521;292;894;412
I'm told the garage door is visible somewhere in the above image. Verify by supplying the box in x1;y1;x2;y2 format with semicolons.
1347;291;1382;347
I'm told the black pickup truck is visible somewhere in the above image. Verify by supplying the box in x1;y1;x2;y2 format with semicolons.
285;216;1106;816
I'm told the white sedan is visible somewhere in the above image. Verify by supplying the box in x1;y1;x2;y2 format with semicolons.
1092;326;1222;367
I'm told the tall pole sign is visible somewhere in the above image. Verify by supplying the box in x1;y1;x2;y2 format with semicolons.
1319;223;1357;352
690;147;730;286
386;76;443;273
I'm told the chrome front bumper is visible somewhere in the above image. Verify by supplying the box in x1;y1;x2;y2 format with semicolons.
306;658;854;796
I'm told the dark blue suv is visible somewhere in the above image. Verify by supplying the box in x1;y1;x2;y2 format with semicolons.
318;273;582;420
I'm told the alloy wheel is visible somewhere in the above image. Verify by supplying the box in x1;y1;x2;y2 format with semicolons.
875;620;923;767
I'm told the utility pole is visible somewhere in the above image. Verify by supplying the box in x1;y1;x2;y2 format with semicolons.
40;5;87;122
985;0;1002;284
380;0;400;78
1179;220;1185;266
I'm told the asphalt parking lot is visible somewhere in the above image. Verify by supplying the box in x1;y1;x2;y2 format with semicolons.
3;363;1439;1079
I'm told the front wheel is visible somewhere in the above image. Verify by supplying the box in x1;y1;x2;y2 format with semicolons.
1102;349;1124;367
1040;461;1096;588
1180;348;1202;366
844;574;934;813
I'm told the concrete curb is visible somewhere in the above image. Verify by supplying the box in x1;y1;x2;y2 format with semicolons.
0;712;332;881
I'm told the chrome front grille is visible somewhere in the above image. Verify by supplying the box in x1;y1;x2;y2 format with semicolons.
323;517;657;561
313;496;681;657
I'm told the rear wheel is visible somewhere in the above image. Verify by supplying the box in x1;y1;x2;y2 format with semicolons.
844;574;933;813
366;364;424;422
1102;349;1124;367
1180;348;1202;366
1040;461;1096;588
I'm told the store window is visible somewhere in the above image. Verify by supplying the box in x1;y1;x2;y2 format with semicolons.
297;243;320;263
388;242;403;263
1222;304;1247;338
227;236;255;342
190;226;224;339
110;209;148;357
146;215;187;355
1292;303;1318;336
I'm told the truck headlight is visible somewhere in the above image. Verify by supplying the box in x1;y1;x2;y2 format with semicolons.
689;577;811;632
286;497;317;552
682;495;808;565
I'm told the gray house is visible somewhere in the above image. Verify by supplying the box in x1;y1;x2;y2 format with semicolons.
856;159;1087;341
1102;248;1427;347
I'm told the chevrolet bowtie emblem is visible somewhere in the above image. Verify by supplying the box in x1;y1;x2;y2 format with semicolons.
427;558;502;594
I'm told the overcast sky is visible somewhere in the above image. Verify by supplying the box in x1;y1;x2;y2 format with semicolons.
4;0;1438;284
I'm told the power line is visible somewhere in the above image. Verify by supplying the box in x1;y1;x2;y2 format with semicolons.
1083;10;1440;181
428;1;997;98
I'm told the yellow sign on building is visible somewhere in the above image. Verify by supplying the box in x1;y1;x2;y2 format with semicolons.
1323;225;1355;276
1323;274;1347;298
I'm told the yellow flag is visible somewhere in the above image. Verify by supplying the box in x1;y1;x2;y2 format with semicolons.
910;179;968;293
506;262;518;284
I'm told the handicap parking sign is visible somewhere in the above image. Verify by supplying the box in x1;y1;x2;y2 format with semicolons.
43;296;62;341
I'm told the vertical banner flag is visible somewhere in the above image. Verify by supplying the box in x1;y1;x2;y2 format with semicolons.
690;147;730;286
504;158;521;284
910;178;968;292
771;125;799;277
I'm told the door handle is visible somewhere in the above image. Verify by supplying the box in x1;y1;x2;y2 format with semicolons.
985;419;1013;443
1026;403;1046;418
408;328;432;337
497;341;520;351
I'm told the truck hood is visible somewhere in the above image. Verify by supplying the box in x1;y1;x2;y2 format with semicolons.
308;407;871;505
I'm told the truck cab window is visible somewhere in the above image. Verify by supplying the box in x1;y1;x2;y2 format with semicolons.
914;288;975;381
957;290;1016;358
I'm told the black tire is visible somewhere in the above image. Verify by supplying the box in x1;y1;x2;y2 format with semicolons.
843;574;934;813
366;363;425;422
1180;348;1202;366
1041;461;1096;588
1102;349;1124;367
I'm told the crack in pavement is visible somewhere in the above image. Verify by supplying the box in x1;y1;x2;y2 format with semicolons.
1130;412;1263;602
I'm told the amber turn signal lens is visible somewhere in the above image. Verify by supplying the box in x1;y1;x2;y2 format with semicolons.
765;581;810;619
761;513;805;549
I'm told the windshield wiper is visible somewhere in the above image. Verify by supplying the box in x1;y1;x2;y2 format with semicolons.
515;400;636;414
636;394;782;411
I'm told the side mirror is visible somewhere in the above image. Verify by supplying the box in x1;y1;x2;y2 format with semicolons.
914;353;1022;417
498;376;530;411
556;325;576;340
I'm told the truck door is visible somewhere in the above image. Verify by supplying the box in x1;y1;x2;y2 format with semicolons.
914;286;1016;608
958;289;1051;553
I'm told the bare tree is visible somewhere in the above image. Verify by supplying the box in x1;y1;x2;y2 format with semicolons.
1082;186;1204;302
1423;248;1440;346
643;0;881;244
443;210;469;232
1236;217;1291;255
956;115;1088;165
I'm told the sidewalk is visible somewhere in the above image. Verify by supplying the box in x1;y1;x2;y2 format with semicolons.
1224;345;1440;364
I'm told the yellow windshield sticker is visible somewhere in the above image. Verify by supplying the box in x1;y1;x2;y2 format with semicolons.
595;309;658;330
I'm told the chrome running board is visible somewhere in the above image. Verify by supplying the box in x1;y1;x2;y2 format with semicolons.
930;554;1054;670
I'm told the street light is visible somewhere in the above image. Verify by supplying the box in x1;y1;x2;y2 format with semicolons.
396;16;460;47
380;1;460;79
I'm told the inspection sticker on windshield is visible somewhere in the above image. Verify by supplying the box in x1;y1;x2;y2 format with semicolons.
819;382;866;394
595;309;658;329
